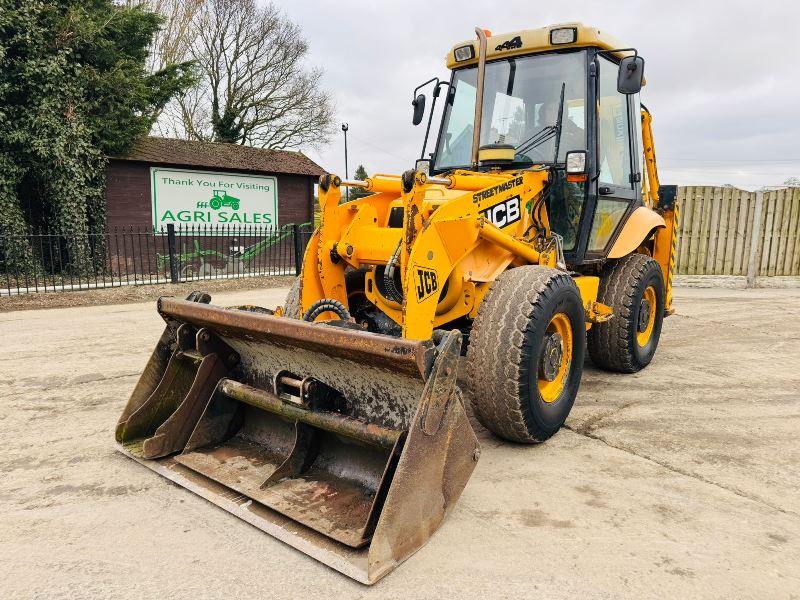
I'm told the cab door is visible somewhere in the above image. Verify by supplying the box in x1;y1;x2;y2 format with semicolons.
584;54;640;258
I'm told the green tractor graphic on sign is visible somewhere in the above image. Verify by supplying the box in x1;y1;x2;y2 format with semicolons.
209;189;240;210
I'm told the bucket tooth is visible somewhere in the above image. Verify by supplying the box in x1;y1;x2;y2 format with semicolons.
261;423;322;488
116;324;238;459
116;296;479;583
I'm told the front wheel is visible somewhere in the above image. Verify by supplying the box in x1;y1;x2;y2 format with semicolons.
588;253;665;373
466;266;586;443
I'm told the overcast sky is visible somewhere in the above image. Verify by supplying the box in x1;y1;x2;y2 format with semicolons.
279;0;800;190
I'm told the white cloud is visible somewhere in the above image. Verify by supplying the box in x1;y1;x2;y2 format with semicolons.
280;0;800;190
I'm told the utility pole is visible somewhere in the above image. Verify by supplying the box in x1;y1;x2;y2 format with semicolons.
341;122;349;201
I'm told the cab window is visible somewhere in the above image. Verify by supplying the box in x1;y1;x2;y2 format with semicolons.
589;56;634;252
434;51;587;171
597;56;633;188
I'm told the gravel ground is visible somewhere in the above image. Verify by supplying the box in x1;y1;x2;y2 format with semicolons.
1;286;799;599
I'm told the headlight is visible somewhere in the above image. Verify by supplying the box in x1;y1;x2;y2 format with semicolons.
566;151;586;173
565;150;588;182
454;44;475;62
550;27;577;45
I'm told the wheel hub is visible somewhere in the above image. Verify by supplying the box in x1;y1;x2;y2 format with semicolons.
539;332;563;382
638;298;652;333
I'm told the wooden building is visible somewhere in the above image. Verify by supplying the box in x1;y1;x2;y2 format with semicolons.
106;137;324;229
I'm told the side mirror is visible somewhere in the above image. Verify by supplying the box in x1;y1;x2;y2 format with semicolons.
412;93;426;125
617;55;644;94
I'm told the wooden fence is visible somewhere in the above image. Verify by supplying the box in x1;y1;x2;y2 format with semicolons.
674;186;800;279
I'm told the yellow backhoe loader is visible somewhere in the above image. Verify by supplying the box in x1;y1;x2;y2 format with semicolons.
116;22;678;584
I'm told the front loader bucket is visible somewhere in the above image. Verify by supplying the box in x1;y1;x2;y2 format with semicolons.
116;294;479;584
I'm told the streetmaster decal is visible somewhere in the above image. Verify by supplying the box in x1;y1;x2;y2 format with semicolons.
472;176;523;202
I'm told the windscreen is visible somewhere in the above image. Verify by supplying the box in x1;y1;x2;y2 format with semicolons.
434;51;587;171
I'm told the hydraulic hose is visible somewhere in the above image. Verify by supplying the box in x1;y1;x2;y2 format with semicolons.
302;299;351;322
384;241;404;303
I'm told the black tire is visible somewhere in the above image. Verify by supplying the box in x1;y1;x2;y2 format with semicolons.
282;269;368;320
283;277;302;319
466;266;585;443
588;253;665;373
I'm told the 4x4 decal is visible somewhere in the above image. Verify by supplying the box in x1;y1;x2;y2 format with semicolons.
495;36;522;52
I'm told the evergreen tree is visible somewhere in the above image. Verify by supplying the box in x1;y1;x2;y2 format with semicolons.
349;165;371;200
0;0;195;273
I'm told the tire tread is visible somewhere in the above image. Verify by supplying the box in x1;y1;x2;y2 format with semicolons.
466;266;583;443
587;253;663;373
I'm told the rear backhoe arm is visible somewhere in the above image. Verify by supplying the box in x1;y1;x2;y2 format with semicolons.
642;106;678;313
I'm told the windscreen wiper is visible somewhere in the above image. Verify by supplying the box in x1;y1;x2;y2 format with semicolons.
515;82;566;160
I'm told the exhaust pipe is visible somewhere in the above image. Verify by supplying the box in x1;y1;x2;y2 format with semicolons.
470;27;489;169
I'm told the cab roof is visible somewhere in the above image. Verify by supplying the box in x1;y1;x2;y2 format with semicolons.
445;22;630;69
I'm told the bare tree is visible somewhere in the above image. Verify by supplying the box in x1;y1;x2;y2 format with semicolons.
125;0;202;70
124;0;203;130
160;0;334;149
141;0;202;71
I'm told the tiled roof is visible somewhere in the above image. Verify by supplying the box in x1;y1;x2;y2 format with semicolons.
114;136;325;177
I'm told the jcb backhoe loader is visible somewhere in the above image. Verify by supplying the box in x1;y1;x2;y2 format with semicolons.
117;23;678;584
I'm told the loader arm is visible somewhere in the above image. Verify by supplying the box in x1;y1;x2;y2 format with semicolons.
299;169;556;340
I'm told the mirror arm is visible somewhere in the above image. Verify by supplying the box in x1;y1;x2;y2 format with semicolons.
413;76;441;101
420;81;450;160
597;47;639;58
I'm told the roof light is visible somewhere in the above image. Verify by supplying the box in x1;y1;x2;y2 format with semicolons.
454;44;475;62
550;27;577;45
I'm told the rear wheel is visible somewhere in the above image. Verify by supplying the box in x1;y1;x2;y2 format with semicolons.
587;253;665;373
466;266;585;443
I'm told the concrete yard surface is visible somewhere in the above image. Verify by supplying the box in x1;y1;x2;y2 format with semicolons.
1;287;799;599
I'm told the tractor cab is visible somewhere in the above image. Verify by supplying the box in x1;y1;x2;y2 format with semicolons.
418;23;646;267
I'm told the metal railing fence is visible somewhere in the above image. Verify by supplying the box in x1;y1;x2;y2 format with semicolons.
0;223;313;296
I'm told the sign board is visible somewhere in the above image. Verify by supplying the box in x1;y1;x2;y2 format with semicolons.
150;168;278;232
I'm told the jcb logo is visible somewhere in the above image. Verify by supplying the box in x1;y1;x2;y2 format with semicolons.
482;195;521;228
415;267;439;301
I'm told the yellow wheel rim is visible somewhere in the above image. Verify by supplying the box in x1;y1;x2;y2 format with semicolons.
537;312;573;403
636;285;657;347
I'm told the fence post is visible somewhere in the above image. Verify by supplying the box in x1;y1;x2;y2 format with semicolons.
746;191;764;288
166;224;179;284
292;223;303;276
